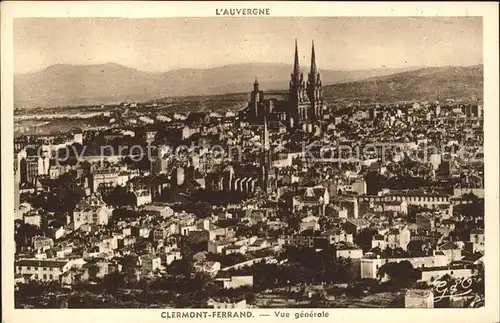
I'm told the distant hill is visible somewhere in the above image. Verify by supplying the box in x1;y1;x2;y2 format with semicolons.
14;62;421;109
323;65;483;103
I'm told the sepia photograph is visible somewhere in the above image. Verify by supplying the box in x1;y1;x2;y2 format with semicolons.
2;3;498;318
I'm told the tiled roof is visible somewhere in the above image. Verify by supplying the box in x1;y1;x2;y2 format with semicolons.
438;241;459;250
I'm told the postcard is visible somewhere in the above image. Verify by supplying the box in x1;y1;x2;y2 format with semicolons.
1;2;499;323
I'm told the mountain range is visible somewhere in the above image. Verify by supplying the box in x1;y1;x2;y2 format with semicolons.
14;63;424;108
323;64;483;103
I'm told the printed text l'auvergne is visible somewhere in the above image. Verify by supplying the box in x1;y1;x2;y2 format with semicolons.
216;8;270;16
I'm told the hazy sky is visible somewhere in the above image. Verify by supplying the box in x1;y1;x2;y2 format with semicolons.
14;17;482;74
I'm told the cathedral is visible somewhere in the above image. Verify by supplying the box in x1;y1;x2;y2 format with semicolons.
212;40;327;196
244;40;327;129
209;114;276;195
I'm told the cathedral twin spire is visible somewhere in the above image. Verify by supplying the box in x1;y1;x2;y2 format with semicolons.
290;39;322;104
248;40;324;130
310;40;317;81
292;40;319;80
292;39;301;87
308;40;320;88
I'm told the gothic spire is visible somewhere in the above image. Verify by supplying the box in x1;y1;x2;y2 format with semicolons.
293;39;300;81
263;115;270;151
310;40;317;79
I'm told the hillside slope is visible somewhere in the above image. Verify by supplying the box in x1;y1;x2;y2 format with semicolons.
323;65;483;102
14;63;420;108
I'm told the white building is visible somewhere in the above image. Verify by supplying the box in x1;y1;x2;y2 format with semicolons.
140;254;162;273
336;247;364;259
208;240;232;254
470;229;485;252
405;289;434;308
216;275;254;289
420;266;474;283
193;261;221;277
74;133;83;145
15;258;71;282
207;298;247;309
132;189;152;206
73;204;111;230
360;252;449;279
24;213;42;227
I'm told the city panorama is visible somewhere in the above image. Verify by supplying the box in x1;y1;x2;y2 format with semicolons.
13;17;485;309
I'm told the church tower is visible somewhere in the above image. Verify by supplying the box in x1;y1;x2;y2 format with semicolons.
306;41;324;121
288;40;310;125
249;77;264;121
263;114;270;151
260;115;275;194
289;39;301;104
